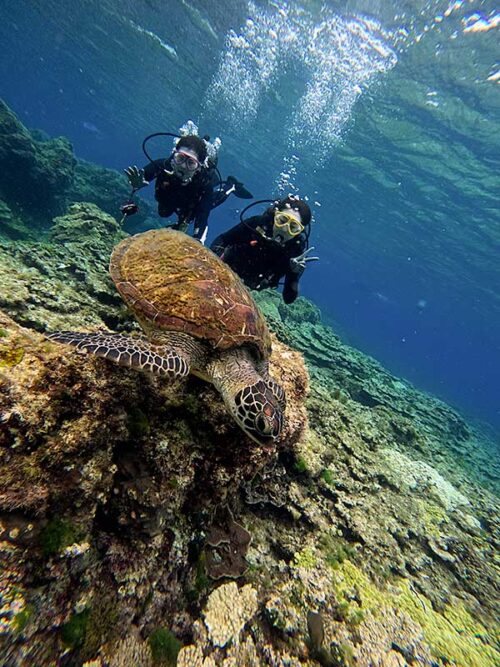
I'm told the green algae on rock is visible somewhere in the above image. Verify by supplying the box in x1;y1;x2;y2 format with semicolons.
39;517;83;557
331;560;499;666
61;609;91;650
148;627;182;666
0;343;24;368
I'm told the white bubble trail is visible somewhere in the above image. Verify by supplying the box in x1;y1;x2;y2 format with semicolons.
204;2;397;191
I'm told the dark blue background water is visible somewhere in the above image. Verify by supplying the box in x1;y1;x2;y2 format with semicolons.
1;0;499;434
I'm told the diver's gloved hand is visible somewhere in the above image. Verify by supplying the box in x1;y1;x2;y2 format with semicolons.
124;166;148;191
289;247;319;275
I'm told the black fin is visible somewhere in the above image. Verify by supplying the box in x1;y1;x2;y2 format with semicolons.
234;183;253;199
226;175;253;199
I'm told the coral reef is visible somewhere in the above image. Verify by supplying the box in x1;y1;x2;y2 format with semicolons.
0;200;498;665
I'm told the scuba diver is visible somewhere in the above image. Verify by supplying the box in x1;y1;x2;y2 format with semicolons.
124;125;252;243
210;195;318;304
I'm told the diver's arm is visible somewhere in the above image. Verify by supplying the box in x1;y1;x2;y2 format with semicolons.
283;245;319;303
124;159;165;189
282;239;309;304
211;216;260;254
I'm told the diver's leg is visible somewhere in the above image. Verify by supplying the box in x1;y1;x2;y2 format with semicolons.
158;201;176;218
211;193;226;210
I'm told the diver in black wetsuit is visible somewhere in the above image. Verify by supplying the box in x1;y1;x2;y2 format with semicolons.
125;134;252;242
211;196;319;304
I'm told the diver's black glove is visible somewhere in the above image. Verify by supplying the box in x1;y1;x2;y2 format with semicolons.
289;247;319;275
124;166;148;190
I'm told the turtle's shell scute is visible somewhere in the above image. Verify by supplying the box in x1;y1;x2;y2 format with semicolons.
109;229;271;358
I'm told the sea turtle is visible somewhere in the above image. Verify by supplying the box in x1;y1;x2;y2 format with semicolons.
48;229;285;444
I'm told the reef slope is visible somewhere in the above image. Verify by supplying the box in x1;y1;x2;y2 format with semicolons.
0;203;498;666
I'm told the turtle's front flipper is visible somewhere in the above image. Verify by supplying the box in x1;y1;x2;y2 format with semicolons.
47;331;190;378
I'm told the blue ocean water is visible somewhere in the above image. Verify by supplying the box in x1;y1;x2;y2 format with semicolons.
1;0;499;433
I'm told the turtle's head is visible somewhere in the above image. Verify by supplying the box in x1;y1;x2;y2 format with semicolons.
232;380;284;444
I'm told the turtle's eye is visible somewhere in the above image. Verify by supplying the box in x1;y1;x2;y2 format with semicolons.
255;412;273;436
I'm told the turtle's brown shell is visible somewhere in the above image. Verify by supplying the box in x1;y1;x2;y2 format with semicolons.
109;229;271;359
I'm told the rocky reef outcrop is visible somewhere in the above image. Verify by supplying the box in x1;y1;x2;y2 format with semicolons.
0;202;128;333
0;202;499;666
0;101;75;226
0;99;154;238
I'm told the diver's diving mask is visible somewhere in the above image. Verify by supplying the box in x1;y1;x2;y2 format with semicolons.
272;211;304;241
172;150;201;172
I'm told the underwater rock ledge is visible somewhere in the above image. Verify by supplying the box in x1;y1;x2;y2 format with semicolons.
0;202;498;666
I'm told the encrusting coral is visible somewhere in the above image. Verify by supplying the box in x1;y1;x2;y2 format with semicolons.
203;582;258;647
